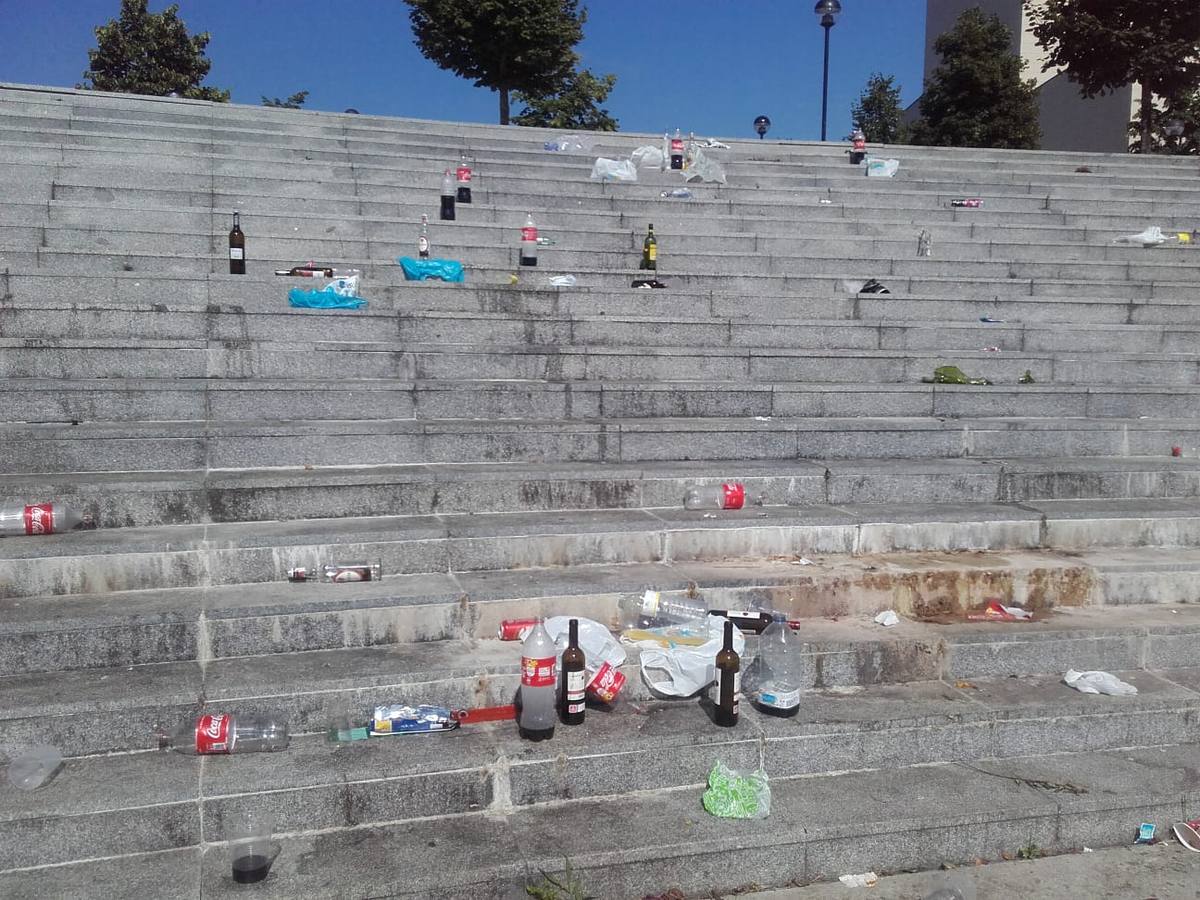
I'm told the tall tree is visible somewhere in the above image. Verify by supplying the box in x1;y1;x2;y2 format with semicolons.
850;73;904;144
909;8;1040;149
1127;87;1200;155
513;68;617;131
80;0;229;102
1025;0;1200;154
262;91;309;109
405;0;586;125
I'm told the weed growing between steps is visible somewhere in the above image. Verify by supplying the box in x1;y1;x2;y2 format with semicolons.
526;858;593;900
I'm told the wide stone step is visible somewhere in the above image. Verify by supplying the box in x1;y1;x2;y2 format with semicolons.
1;686;1198;894
1;416;1194;474
3;547;1199;675
1;455;1194;528
2;497;1199;598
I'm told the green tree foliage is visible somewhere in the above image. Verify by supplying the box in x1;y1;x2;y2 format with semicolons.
262;91;309;109
80;0;229;102
850;73;904;144
405;0;586;125
513;69;617;131
909;7;1040;149
1026;0;1200;153
1128;87;1200;155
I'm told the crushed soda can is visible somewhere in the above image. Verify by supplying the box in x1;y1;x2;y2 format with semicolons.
371;704;458;736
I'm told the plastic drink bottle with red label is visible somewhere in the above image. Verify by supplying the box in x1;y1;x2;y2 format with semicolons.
951;198;983;208
157;713;290;754
440;169;456;221
520;213;538;267
683;484;766;510
455;153;472;203
559;618;586;725
0;503;85;536
518;620;556;741
670;128;684;170
753;614;801;717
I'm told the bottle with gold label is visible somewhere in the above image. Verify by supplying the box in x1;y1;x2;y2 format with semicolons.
640;223;657;271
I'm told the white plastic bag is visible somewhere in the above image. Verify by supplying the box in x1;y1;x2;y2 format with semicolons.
683;146;726;184
1063;669;1138;696
874;610;899;627
866;158;900;177
631;145;665;169
591;157;638;182
544;133;594;153
1114;226;1166;247
326;274;360;297
639;615;746;697
548;274;577;287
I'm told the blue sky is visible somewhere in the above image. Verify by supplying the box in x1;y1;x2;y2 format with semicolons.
0;1;928;141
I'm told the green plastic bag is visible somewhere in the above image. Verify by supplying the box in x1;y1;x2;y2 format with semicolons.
701;761;771;819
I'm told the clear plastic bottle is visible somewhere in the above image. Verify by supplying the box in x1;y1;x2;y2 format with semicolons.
753;614;802;717
518;620;556;741
683;484;766;511
618;588;707;629
0;502;85;536
670;128;684;170
440;168;456;221
455;153;472;204
418;214;430;259
157;713;290;754
520;213;538;267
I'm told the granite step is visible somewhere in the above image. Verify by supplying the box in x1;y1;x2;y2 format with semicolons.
3;548;1200;675
1;697;1198;896
1;455;1195;529
2;497;1200;599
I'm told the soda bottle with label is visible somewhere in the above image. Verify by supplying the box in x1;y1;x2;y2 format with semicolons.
683;484;766;511
0;502;85;536
520;213;538;267
753;614;801;717
714;620;740;727
157;713;290;754
518;620;556;741
559;618;586;725
455;153;472;204
670;128;684;170
440;169;456;221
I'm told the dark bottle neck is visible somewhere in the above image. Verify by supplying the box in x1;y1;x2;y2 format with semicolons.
722;620;734;651
568;618;579;647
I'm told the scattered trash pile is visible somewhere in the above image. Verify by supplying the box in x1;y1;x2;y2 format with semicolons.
591;128;728;185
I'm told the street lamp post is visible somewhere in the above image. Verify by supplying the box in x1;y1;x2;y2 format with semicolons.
814;0;842;142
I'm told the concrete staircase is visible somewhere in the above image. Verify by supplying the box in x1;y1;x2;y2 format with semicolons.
3;83;1200;898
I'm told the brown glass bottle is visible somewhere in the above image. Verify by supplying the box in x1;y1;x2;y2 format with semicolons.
714;619;740;727
640;224;657;270
560;618;586;725
228;211;245;275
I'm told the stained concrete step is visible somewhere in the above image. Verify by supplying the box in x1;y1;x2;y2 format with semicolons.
2;416;1195;475
2;703;1198;896
2;497;1200;599
4;548;1200;675
2;456;1195;529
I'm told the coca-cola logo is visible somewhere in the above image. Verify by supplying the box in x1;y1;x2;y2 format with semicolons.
203;714;225;737
24;504;51;535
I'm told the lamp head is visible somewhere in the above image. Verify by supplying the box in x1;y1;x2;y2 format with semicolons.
754;115;771;138
814;0;841;26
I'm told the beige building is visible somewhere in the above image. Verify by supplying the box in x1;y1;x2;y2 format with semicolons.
917;0;1136;152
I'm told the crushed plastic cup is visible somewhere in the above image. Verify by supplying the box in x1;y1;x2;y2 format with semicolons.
6;745;63;791
227;808;279;884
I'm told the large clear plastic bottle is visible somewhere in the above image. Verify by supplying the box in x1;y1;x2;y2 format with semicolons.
518;620;557;741
0;502;85;536
520;213;538;267
683;484;766;511
158;713;290;754
440;169;456;221
617;588;707;630
753;614;802;717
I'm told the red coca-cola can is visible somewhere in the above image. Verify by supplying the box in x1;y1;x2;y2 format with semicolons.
498;618;539;641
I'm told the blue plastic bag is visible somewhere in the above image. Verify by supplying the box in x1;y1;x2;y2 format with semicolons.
398;257;465;282
287;287;367;309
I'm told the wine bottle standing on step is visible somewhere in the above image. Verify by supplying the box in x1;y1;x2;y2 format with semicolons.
641;224;657;270
714;620;740;727
560;618;586;726
228;211;245;274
